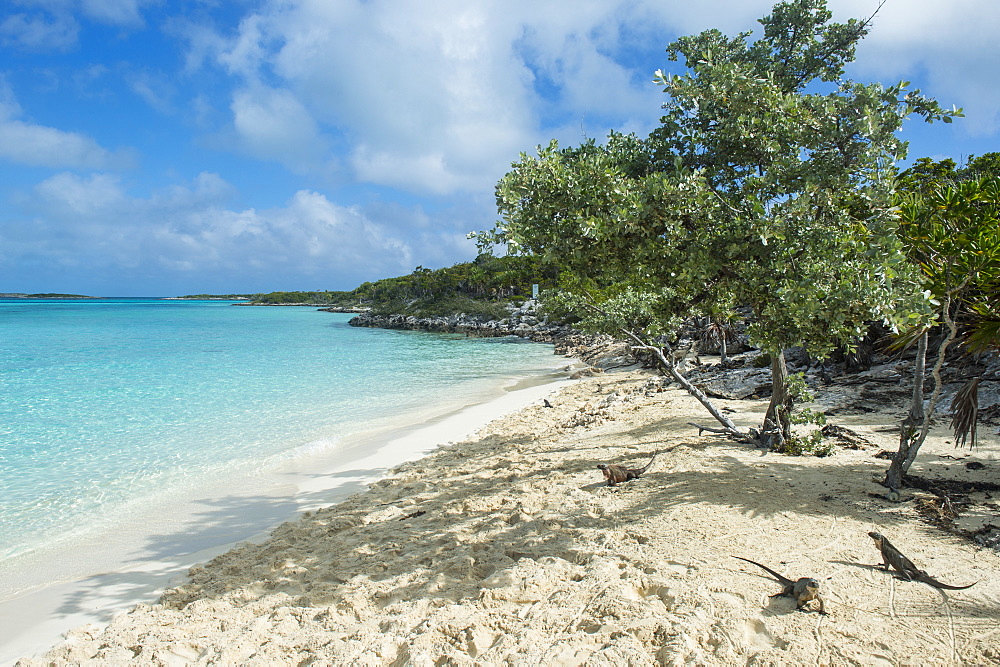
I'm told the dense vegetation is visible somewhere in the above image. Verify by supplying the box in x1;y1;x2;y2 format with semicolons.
482;0;956;448
244;290;356;306
478;0;1000;476
248;255;558;317
883;161;1000;487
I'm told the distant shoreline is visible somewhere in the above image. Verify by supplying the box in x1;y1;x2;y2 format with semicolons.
0;293;100;299
232;302;365;310
170;294;252;300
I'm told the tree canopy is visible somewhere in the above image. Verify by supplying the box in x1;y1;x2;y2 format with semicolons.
481;0;960;447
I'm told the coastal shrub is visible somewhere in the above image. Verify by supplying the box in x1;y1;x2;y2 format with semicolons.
354;256;558;313
884;172;1000;488
250;290;356;305
247;256;559;316
775;373;833;456
370;295;510;321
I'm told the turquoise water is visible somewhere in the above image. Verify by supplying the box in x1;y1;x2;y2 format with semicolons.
0;298;560;563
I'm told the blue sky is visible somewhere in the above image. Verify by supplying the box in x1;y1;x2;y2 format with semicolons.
1;0;997;296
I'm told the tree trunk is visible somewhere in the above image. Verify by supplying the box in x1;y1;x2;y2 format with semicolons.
719;336;729;365
884;331;927;491
760;349;793;450
884;291;961;490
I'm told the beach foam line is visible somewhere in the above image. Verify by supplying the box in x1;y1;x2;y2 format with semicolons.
0;367;577;666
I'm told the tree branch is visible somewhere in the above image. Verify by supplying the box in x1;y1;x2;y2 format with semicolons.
569;295;745;438
623;334;745;438
789;0;887;89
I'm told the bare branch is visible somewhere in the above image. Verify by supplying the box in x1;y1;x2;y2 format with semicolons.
627;339;745;437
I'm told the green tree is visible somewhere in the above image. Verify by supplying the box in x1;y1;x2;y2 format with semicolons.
485;0;957;448
485;134;744;433
960;152;1000;179
884;176;1000;490
897;157;958;194
649;0;961;447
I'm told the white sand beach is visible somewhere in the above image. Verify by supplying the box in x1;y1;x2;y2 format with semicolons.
12;364;1000;665
1;369;575;666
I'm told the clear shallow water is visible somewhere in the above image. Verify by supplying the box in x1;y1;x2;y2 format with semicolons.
0;298;561;563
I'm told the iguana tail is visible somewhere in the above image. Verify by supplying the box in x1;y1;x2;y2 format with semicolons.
733;556;793;586
920;574;977;590
638;452;657;475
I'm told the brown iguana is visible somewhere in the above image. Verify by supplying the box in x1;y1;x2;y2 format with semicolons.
597;453;657;486
868;531;976;590
733;556;827;614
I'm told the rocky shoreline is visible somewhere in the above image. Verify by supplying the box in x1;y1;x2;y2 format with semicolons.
343;300;643;373
235;303;366;310
343;299;565;341
343;299;1000;432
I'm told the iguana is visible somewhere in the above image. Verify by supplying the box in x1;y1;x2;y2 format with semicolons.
597;453;657;487
867;531;976;590
733;556;827;614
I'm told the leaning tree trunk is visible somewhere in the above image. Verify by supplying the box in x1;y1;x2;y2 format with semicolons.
883;291;961;491
624;331;745;438
760;349;793;450
884;331;927;492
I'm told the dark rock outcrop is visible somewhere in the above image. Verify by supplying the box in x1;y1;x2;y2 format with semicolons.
345;300;573;344
344;300;641;370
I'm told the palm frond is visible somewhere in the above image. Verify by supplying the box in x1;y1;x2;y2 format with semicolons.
950;377;979;448
966;315;1000;354
885;324;929;353
701;320;737;345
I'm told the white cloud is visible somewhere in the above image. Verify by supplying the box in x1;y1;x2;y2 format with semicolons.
262;1;539;192
149;172;237;209
218;13;269;77
351;148;460;196
834;0;1000;135
214;0;998;197
0;11;78;50
0;81;133;169
128;70;176;115
79;0;147;27
0;118;132;169
0;0;154;54
204;0;679;195
229;85;325;167
8;172;425;284
32;172;128;217
0;78;21;116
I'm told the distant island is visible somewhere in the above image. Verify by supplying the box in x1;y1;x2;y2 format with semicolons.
172;294;253;300
0;293;100;299
240;255;555;320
